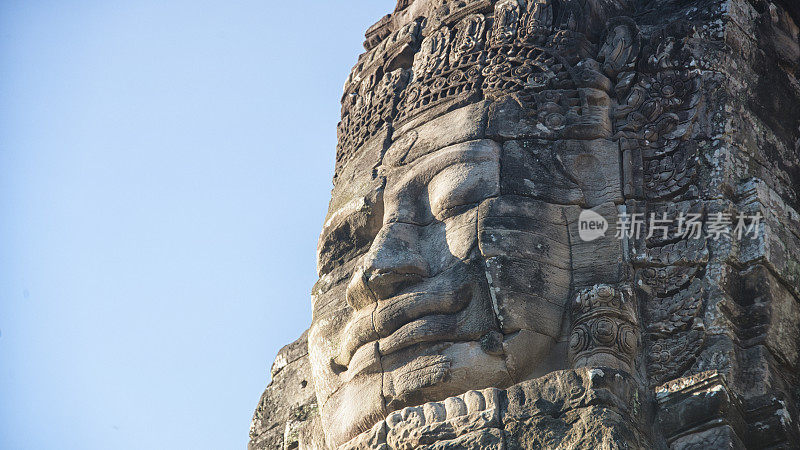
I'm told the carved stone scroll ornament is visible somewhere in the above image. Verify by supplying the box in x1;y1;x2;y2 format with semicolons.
396;17;485;125
607;17;708;393
569;284;640;374
490;0;522;46
450;13;486;64
523;0;554;39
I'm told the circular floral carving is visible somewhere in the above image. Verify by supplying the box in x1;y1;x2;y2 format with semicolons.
405;86;421;103
645;70;697;111
569;325;590;354
448;70;465;84
592;318;617;346
513;64;533;77
617;323;637;354
489;53;508;66
544;113;565;128
431;77;448;91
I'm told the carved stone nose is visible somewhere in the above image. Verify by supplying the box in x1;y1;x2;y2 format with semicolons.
345;223;430;310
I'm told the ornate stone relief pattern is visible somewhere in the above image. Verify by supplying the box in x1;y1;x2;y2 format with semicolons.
337;21;422;173
395;16;486;125
568;284;640;374
609;21;708;389
340;368;644;450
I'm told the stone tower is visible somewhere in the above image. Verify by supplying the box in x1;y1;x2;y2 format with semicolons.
249;1;800;448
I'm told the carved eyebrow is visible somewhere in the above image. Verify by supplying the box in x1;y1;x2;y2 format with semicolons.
382;159;470;220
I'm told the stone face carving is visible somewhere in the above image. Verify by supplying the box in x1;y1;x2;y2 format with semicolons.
250;1;800;449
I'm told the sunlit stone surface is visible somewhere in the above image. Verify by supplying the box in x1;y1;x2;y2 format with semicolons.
250;1;800;448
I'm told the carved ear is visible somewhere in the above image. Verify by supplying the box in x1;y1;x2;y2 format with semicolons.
598;17;641;80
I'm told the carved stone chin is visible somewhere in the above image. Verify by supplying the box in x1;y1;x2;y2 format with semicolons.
250;1;800;449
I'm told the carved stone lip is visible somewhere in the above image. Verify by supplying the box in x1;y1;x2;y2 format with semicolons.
343;316;457;379
335;279;475;372
344;318;483;381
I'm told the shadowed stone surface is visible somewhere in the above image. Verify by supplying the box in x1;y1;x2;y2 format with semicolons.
250;1;800;448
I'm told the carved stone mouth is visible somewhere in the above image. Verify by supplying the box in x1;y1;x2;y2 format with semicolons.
334;282;474;372
342;314;464;379
378;314;460;355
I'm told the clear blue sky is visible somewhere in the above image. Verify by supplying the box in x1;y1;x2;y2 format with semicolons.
0;1;395;448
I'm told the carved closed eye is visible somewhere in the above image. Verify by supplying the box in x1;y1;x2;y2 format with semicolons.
317;195;383;275
428;162;499;220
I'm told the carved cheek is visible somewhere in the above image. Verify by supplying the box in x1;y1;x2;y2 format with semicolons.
412;212;477;275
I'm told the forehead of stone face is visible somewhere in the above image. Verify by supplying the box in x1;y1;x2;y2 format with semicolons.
384;100;491;167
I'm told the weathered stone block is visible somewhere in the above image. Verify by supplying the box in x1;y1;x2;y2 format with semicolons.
499;139;622;208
